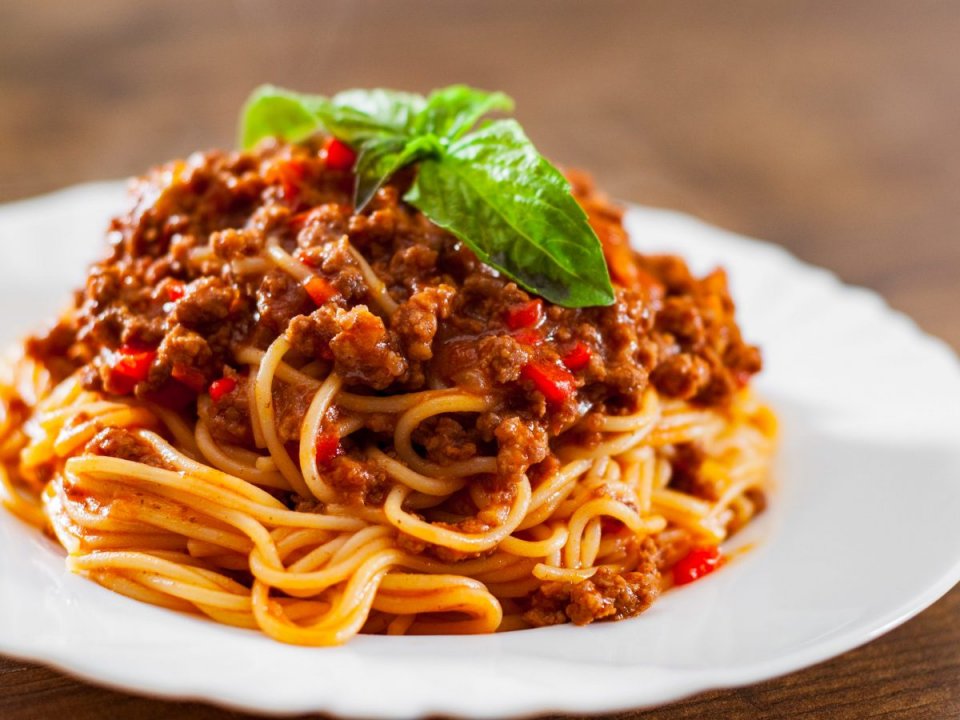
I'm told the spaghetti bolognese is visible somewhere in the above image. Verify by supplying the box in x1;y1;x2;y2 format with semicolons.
0;93;774;645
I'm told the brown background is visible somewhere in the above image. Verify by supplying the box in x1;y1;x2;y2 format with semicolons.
0;1;957;718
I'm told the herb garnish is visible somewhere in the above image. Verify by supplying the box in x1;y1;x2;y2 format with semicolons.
240;85;615;308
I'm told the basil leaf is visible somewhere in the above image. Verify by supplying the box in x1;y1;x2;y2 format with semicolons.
239;86;331;149
414;85;514;139
354;138;407;210
354;134;445;210
239;85;616;308
328;88;426;139
405;120;614;307
240;86;427;149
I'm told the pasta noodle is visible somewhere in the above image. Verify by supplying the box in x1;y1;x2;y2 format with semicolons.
1;347;774;644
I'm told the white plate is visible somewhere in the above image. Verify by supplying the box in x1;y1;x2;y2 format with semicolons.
1;183;958;718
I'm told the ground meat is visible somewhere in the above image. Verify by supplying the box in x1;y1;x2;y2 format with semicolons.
524;557;661;627
656;296;706;347
326;455;388;504
327;307;407;389
296;203;351;245
600;356;650;398
692;353;738;406
387;242;439;280
725;341;763;383
85;427;167;468
285;312;331;359
477;335;530;384
415;417;478;464
23;140;763;509
745;487;767;514
299;236;368;303
24;321;80;381
256;269;311;337
641;254;696;294
201;373;252;446
396;532;428;556
274;381;313;443
151;326;214;388
650;353;711;399
211;227;261;260
286;305;407;389
668;443;721;501
172;277;238;330
494;416;549;478
391;285;455;361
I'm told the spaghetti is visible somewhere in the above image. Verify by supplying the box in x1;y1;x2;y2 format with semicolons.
0;139;775;645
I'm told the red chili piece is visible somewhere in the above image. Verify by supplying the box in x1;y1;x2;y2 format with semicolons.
165;280;185;302
109;346;156;395
672;546;725;586
315;431;341;466
209;377;237;402
266;159;308;203
561;341;592;371
114;346;155;382
303;276;338;306
521;361;576;404
505;299;543;330
171;363;206;393
512;329;542;347
323;137;357;171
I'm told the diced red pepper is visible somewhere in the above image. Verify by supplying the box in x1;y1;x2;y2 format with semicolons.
114;346;155;382
520;361;576;405
209;376;238;402
165;280;185;302
505;299;543;330
561;341;592;371
266;159;309;202
303;276;338;306
170;363;206;393
108;345;156;395
672;546;725;586
322;137;357;171
108;372;137;396
315;431;341;466
512;329;542;346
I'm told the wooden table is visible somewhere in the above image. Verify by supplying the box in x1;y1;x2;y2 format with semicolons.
1;1;957;717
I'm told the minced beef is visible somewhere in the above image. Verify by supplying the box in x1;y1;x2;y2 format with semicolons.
25;139;761;504
85;427;167;468
524;552;661;627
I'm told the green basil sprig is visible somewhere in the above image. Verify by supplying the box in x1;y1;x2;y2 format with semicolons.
240;85;615;308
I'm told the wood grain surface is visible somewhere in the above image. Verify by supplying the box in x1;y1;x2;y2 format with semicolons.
0;1;957;718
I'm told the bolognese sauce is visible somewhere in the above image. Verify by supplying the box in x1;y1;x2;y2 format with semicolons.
3;135;773;637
